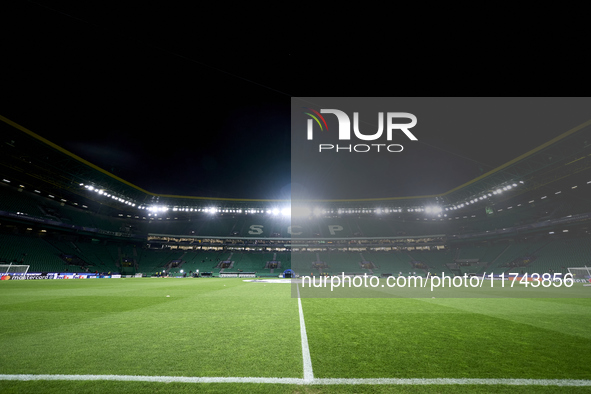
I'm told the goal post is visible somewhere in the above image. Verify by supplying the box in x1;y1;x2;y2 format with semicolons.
568;266;591;286
0;264;30;276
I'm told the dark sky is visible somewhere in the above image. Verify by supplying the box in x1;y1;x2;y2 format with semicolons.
2;2;589;200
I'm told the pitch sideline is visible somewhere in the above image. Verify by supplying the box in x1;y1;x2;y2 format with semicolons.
1;375;591;386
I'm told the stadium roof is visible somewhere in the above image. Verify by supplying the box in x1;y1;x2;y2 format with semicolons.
2;2;590;202
2;110;591;214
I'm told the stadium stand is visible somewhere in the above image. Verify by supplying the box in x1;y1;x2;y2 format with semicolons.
1;115;591;278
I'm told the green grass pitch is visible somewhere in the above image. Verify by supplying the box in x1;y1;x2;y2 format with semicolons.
1;278;591;393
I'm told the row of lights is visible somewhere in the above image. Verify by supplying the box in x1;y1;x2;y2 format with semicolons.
85;178;591;219
2;178;82;207
76;179;526;218
490;180;591;214
138;205;292;217
137;205;442;217
446;182;523;211
81;184;136;207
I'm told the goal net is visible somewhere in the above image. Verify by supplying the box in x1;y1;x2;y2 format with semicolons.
0;264;30;276
568;266;591;283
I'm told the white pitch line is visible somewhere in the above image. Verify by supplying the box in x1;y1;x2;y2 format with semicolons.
296;283;314;382
1;375;591;386
0;375;301;384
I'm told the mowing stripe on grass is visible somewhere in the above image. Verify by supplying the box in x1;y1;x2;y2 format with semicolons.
297;283;314;381
2;375;591;386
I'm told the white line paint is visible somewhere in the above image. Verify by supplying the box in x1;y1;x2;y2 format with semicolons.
296;283;314;382
1;375;591;386
313;378;591;386
0;375;301;384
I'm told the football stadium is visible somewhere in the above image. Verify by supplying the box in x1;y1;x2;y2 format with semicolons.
2;4;591;393
1;102;591;394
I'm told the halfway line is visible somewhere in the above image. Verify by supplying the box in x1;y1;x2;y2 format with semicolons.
296;283;314;382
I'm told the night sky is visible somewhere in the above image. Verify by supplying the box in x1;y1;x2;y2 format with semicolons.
2;2;588;200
